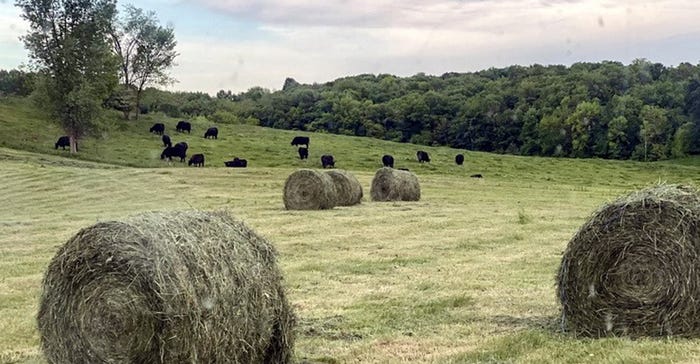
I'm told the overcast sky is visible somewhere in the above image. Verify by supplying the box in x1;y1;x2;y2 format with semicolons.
2;0;700;95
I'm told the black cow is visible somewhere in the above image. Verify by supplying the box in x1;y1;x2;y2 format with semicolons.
149;123;165;135
298;147;309;160
416;150;430;163
176;120;191;133
54;136;70;150
162;134;172;148
398;168;410;171
224;157;247;168
161;142;188;162
455;154;465;165
382;154;394;168
321;154;335;168
188;153;205;167
291;136;309;147
470;174;483;178
204;127;218;139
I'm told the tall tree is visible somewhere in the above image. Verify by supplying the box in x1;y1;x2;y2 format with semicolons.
17;0;118;153
111;4;177;119
638;105;670;161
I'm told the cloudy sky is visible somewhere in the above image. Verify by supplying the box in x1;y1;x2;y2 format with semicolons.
2;0;700;94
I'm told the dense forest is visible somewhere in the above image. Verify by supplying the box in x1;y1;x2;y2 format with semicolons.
4;59;700;161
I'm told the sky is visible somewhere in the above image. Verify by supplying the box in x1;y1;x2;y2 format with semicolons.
2;0;700;95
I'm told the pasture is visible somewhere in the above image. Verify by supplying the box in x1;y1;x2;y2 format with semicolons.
3;97;700;363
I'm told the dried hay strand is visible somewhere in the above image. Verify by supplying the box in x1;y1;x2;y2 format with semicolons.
37;210;295;363
370;167;420;202
283;169;336;210
325;169;363;206
557;184;700;337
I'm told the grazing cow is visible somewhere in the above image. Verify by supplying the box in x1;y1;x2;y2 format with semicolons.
470;174;483;178
416;150;431;163
176;120;191;133
161;142;188;162
382;154;394;168
162;134;172;148
298;147;309;160
54;136;70;150
321;154;335;168
455;154;465;165
188;153;205;167
149;123;165;135
204;127;218;139
291;136;309;147
224;157;247;168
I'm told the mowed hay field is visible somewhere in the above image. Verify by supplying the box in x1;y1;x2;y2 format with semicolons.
4;98;700;362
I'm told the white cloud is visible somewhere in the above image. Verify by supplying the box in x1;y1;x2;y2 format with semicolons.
0;3;29;68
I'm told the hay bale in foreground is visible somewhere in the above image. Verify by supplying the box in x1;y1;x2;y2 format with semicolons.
370;167;420;202
557;184;700;337
283;169;336;210
38;210;295;364
325;169;363;206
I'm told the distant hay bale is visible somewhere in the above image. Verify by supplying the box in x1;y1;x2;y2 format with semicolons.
283;169;336;210
325;169;363;206
37;210;295;363
557;184;700;337
370;167;420;202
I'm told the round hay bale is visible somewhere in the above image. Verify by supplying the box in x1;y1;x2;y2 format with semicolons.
370;167;420;202
557;184;700;337
325;169;363;206
283;169;336;210
38;210;295;363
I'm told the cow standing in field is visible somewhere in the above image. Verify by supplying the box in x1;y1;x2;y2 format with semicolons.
298;147;309;160
162;134;172;148
455;154;465;165
54;136;70;150
382;154;394;168
416;150;430;163
291;136;309;147
188;153;205;167
176;121;191;133
204;127;218;139
149;123;165;135
225;157;247;168
321;154;335;168
161;142;188;162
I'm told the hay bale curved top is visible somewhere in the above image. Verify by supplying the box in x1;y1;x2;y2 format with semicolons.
283;169;336;210
557;184;700;337
38;210;295;364
370;167;420;202
325;169;363;206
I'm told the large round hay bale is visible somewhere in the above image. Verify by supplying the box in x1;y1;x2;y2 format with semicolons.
283;169;336;210
325;169;363;206
370;167;420;202
557;184;700;337
38;210;295;363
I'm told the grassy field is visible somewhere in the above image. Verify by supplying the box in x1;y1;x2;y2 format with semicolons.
3;97;700;363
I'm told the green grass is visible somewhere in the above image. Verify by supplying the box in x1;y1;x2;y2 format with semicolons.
3;96;700;363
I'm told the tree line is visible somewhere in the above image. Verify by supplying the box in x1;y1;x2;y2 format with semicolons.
215;61;700;161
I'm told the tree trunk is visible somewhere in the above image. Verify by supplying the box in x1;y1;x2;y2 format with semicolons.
69;134;78;153
135;89;142;120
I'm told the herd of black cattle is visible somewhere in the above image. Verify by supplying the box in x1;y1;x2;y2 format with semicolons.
54;121;481;175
